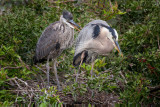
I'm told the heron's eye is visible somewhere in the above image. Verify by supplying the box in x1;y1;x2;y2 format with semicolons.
112;36;116;41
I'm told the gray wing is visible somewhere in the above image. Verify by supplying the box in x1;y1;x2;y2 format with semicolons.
75;20;109;56
35;21;64;61
73;20;110;66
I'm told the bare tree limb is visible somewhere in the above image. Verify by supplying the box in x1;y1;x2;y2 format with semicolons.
119;71;127;84
155;0;159;6
3;66;22;70
109;0;113;12
7;90;41;92
53;93;63;107
149;85;160;93
28;94;34;107
158;35;160;50
35;65;47;74
48;0;75;3
18;57;30;70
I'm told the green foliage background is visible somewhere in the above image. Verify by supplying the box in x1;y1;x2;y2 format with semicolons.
0;0;160;105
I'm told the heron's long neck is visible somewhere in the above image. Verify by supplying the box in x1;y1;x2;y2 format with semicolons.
60;15;64;23
60;16;74;29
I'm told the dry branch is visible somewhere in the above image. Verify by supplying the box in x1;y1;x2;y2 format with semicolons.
35;65;47;74
149;85;160;93
109;0;113;12
48;0;75;3
18;57;30;70
3;66;22;70
119;71;127;84
158;35;160;50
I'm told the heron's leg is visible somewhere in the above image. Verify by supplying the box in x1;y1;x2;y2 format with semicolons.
76;51;85;82
46;55;50;87
90;56;95;79
52;58;62;91
91;61;95;79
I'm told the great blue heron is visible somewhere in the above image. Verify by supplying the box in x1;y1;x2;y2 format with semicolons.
73;20;123;81
34;10;80;91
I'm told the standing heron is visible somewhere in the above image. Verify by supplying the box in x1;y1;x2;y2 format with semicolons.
34;10;80;90
73;20;123;81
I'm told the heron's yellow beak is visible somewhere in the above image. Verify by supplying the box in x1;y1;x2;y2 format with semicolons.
114;40;123;57
74;26;81;32
69;20;81;31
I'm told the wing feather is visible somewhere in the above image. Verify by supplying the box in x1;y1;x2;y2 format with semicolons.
35;21;63;61
73;20;110;66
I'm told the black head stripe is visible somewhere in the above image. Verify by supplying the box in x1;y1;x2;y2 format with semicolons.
92;25;100;39
98;24;117;39
62;10;73;20
106;26;116;39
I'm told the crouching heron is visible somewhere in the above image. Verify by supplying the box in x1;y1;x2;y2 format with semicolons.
73;20;123;81
34;10;80;91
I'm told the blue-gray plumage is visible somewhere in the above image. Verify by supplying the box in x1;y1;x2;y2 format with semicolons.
34;10;80;90
73;20;123;80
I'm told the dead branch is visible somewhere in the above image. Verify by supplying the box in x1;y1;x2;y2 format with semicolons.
149;93;160;99
15;91;20;103
28;94;34;107
7;90;41;92
18;57;30;70
119;71;127;84
35;65;47;74
155;0;159;6
14;77;29;87
48;0;75;3
158;35;160;50
13;78;23;90
149;85;160;93
53;94;63;107
3;66;22;70
5;75;15;86
109;0;113;12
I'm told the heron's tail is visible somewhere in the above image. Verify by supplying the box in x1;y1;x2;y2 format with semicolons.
33;55;38;64
73;51;88;66
33;55;47;64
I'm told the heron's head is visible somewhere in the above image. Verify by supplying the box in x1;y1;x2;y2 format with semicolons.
61;10;80;29
106;27;123;57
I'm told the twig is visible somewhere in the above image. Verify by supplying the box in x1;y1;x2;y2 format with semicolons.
13;78;23;90
149;93;160;98
0;56;5;60
48;0;75;3
53;94;63;107
28;94;34;107
35;65;47;74
15;77;29;87
158;35;160;50
39;75;46;88
18;57;30;70
149;85;160;93
15;91;19;103
109;0;113;12
5;75;15;86
155;0;159;6
119;71;127;84
3;66;22;70
7;90;41;92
